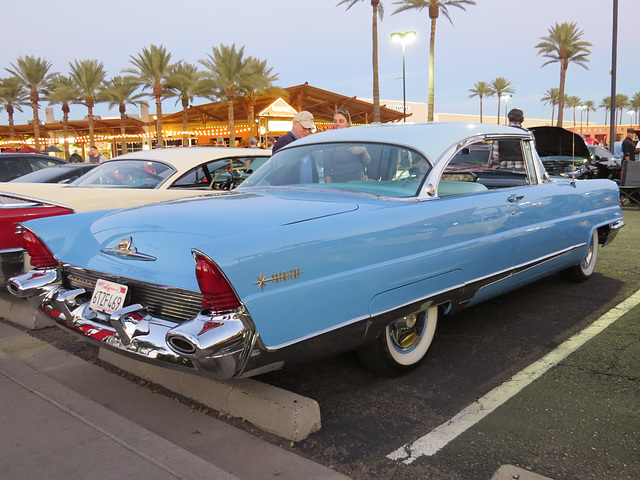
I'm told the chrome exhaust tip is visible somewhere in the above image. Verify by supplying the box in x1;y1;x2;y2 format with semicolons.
166;334;197;355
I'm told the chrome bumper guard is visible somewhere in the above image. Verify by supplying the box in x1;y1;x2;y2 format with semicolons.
7;269;257;380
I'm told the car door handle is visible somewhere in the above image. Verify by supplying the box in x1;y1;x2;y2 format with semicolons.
508;195;524;203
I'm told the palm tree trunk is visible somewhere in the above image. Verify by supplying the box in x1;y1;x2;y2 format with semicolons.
496;96;501;125
62;104;70;160
120;104;128;154
155;95;164;147
228;96;235;145
181;97;189;146
556;60;568;127
31;92;41;151
427;15;437;122
7;106;16;139
479;97;483;123
248;100;256;139
88;103;95;147
371;1;381;123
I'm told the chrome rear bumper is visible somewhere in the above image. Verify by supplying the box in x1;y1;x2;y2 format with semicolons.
8;269;257;380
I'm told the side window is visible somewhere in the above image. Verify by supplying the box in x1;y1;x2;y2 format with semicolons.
171;165;210;188
0;158;26;181
440;139;532;197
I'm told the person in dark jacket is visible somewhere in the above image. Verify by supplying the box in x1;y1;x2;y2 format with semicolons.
69;150;83;163
622;128;637;161
272;111;315;154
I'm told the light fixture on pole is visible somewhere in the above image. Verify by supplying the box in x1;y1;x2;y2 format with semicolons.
390;31;416;123
502;95;511;125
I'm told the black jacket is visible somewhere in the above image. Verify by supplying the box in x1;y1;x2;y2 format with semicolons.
272;131;297;154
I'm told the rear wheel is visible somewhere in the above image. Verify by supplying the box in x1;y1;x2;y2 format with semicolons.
357;306;439;376
563;230;599;282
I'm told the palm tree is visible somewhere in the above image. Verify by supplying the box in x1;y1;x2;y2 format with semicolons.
393;0;476;122
199;44;253;146
631;92;640;128
614;93;629;126
69;59;107;148
490;77;515;125
5;56;56;150
541;87;560;123
47;75;80;159
101;76;145;154
242;57;281;139
535;22;592;128
165;63;210;146
564;95;582;126
338;0;384;123
125;44;177;147
599;97;611;125
467;81;493;123
0;77;29;141
582;99;596;126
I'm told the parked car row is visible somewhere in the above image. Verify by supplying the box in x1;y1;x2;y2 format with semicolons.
0;152;67;182
5;123;624;380
0;147;270;283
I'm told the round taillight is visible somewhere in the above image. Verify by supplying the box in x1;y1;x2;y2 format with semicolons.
194;253;240;312
22;229;59;269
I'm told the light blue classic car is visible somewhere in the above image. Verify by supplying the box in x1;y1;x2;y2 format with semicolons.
9;123;624;379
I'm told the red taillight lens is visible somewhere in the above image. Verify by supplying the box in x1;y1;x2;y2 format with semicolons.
194;253;240;312
22;229;59;269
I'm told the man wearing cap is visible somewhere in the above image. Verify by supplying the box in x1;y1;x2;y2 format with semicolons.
622;128;637;161
272;111;315;154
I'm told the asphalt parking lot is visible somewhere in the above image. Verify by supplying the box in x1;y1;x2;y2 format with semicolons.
257;207;640;480
2;208;639;480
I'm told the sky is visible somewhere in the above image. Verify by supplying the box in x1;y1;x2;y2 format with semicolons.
1;0;638;126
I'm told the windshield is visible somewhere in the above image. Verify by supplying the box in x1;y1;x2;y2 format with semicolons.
70;160;175;188
241;142;432;198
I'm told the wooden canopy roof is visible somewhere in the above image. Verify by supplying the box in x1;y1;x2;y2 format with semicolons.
162;83;405;128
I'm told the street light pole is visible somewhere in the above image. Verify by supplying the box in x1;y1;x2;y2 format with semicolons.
503;95;511;125
391;31;416;123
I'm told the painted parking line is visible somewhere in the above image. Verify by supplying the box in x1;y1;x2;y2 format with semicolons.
388;288;640;464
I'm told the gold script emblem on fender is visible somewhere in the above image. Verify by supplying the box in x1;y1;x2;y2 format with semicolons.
253;269;302;291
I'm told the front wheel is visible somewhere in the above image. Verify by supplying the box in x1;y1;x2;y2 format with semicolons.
562;230;599;282
357;306;439;376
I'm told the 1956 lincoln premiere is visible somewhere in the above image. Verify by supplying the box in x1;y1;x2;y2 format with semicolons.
8;123;624;379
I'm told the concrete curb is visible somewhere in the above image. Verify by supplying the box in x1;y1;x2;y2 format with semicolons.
491;465;555;480
0;291;48;330
99;349;322;442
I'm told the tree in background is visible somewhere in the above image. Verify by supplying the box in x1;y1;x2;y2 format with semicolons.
5;56;56;150
165;63;209;146
69;59;107;148
199;44;253;146
337;0;384;123
242;57;281;140
490;77;514;125
0;77;28;141
47;75;80;159
535;22;591;128
468;81;493;123
541;87;559;124
101;76;145;154
125;44;177;147
631;92;640;128
564;95;582;127
582;99;596;126
393;0;476;122
599;97;611;125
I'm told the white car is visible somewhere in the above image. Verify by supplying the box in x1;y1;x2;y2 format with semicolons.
0;147;270;282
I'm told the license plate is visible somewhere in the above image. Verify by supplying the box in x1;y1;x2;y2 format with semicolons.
90;279;128;315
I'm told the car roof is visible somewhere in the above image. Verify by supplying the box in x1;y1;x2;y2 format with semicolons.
108;147;270;174
0;153;66;161
285;122;534;163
